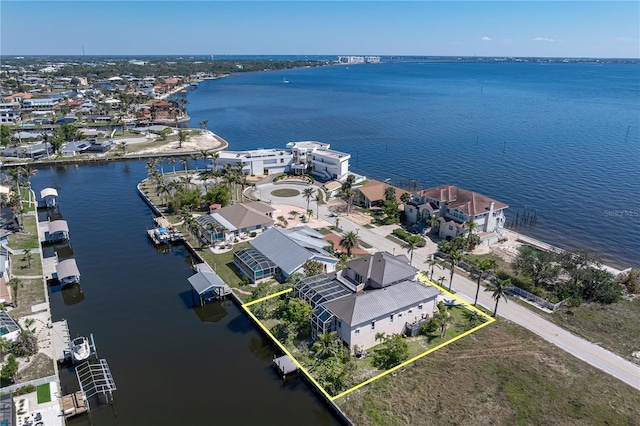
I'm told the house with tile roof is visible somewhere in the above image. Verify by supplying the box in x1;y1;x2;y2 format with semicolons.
354;179;408;208
234;226;337;283
195;201;275;244
405;184;508;242
295;252;440;352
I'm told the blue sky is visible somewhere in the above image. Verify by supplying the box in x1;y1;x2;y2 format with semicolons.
1;1;638;58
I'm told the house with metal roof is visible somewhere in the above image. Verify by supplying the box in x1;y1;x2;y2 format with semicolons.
234;226;337;283
295;252;440;352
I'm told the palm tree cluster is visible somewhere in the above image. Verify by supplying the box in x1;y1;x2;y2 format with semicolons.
311;332;356;395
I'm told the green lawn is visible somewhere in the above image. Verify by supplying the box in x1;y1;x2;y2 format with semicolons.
10;252;42;277
36;383;51;403
270;188;300;198
198;242;251;289
8;216;39;251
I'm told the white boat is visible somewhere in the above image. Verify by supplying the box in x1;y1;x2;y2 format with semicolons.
71;336;91;362
283;77;289;84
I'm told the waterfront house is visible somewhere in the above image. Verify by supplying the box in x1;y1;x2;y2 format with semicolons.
0;248;11;288
208;141;352;181
234;226;337;283
353;179;408;208
404;185;508;243
195;201;275;244
0;102;20;124
150;100;179;121
295;252;440;352
61;142;91;157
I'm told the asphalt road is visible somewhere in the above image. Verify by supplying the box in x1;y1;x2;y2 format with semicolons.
257;182;640;391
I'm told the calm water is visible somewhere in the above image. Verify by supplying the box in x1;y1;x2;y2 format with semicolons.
32;163;340;426
186;61;640;268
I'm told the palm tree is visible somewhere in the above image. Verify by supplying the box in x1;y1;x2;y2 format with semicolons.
289;210;299;221
178;129;187;148
374;332;386;344
211;151;220;173
180;156;189;173
9;278;23;307
473;259;495;306
168;156;177;174
312;332;340;365
404;239;418;266
448;250;461;292
465;220;478;250
191;153;201;171
439;310;452;338
427;214;440;235
22;248;33;268
436;276;446;288
202;119;209;131
486;277;511;317
315;191;322;219
200;149;212;171
334;217;340;231
117;141;127;155
340;231;359;257
303;187;315;213
426;256;437;281
306;209;314;221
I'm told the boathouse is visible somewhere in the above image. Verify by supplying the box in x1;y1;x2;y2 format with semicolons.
45;219;70;243
40;187;58;209
56;259;80;287
188;263;232;306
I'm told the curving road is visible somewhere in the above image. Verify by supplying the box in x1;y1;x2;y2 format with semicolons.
254;181;640;391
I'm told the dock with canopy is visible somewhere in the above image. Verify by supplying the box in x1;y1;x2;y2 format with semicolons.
188;263;232;306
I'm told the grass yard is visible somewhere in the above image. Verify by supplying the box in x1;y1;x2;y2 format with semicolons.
9;278;46;319
36;383;51;403
198;242;251;288
270;188;300;197
11;253;42;277
8;216;39;251
337;320;640;426
542;298;640;362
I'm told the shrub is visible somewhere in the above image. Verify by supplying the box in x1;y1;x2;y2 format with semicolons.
249;231;257;238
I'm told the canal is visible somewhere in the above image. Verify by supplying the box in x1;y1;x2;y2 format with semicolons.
32;161;341;425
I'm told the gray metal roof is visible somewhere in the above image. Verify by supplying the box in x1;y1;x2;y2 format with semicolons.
322;280;440;327
251;227;335;275
56;259;80;280
188;270;228;295
344;252;417;289
48;220;69;234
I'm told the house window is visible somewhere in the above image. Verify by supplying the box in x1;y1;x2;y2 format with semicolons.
418;304;423;310
371;321;375;330
449;225;453;231
338;321;341;328
390;314;394;323
355;328;360;334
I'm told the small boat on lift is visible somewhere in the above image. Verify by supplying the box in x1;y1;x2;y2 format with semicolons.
71;336;91;362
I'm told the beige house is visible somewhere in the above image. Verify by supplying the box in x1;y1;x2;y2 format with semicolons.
404;185;508;242
353;179;408;208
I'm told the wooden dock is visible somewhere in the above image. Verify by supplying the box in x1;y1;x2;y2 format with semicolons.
61;391;87;418
274;354;298;379
52;319;72;363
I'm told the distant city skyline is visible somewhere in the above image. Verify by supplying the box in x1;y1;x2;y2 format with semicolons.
1;1;638;58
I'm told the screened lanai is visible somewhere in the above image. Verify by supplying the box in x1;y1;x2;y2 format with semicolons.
233;248;277;283
294;274;351;309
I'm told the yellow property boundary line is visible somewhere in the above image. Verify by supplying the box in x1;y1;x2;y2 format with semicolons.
241;274;495;401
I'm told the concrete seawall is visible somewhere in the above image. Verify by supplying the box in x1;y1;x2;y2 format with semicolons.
136;182;354;426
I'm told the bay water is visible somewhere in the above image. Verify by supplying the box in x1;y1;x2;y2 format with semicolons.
186;61;640;269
